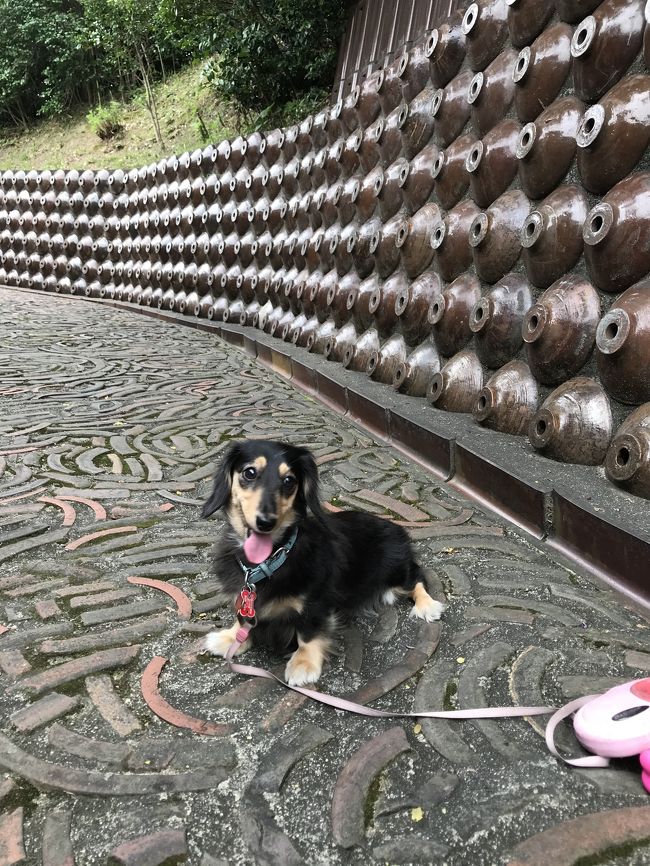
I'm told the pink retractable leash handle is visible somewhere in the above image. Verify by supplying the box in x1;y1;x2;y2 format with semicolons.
226;628;650;791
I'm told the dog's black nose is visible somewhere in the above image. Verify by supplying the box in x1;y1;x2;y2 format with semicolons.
256;515;276;532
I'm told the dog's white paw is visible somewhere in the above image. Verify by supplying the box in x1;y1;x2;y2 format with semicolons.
410;598;446;622
204;628;248;657
285;651;322;687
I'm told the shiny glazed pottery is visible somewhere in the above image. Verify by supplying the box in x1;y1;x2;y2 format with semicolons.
596;279;650;405
428;349;484;412
520;185;589;288
394;340;441;396
528;377;613;464
523;275;601;385
576;75;650;194
470;273;532;368
583;173;650;294
474;360;539;434
428;274;481;356
605;404;650;499
469;189;529;283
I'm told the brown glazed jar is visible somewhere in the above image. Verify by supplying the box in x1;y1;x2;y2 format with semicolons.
431;71;474;147
324;140;343;185
470;273;532;368
343;327;381;372
583;173;650;294
367;334;408;384
401;204;440;279
340;87;360;133
523;275;601;385
379;56;407;114
230;136;248;171
245;131;265;169
400;44;432;102
296;116;313;157
506;0;554;47
466;119;520;208
325;322;358;364
394;340;442;396
308;318;336;355
430;199;480;281
576;75;650;194
378;102;409;166
394;270;441;343
432;135;475;209
520;185;589;289
321;183;342;228
352;220;381;279
513;23;574;124
357;166;384;223
596;278;650;405
376;214;408;279
357;71;383;128
571;0;645;103
404;143;439;212
378;159;410;222
461;0;509;71
555;0;600;23
428;349;484;412
529;377;613;464
359;118;384;174
403;87;437;159
426;16;467;87
267;164;284;200
429;274;481;356
334;223;356;276
469;189;529;283
605;404;650;498
516;97;584;200
474;360;539;434
468;49;517;136
369;272;406;336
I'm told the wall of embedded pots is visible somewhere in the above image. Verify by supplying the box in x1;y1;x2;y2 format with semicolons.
1;0;649;499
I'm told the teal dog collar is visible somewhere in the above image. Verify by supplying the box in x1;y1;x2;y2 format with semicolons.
236;525;299;585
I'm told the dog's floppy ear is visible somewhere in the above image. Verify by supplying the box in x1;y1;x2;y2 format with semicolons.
201;442;242;518
292;446;328;524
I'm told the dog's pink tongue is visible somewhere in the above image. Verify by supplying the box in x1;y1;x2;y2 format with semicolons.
244;531;274;564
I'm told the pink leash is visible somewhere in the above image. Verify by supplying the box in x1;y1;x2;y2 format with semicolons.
224;626;650;790
225;625;605;768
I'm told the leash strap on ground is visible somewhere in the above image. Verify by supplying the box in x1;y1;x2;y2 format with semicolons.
224;627;610;768
225;627;553;719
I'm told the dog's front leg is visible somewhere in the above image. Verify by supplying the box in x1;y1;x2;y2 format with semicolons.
285;633;329;686
204;620;251;657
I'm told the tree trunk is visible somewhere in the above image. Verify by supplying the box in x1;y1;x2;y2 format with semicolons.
136;44;165;149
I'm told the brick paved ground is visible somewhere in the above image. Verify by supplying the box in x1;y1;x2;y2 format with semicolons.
1;287;650;866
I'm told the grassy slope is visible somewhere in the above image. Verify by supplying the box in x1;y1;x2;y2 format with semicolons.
0;63;243;171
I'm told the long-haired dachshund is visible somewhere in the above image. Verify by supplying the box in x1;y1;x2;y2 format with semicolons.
201;439;444;686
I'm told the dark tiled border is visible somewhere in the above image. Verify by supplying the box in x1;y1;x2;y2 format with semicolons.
8;289;650;609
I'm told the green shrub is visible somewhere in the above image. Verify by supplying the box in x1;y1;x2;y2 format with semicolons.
200;0;351;112
86;101;124;139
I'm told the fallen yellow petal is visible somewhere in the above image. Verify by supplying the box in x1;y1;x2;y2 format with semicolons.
411;807;424;822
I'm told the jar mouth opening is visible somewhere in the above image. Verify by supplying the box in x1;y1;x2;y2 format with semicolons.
461;2;479;35
571;16;597;58
576;104;605;148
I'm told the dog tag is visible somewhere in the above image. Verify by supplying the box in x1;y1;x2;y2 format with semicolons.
238;587;257;619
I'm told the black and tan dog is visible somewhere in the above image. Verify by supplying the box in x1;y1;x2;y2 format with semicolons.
201;439;444;686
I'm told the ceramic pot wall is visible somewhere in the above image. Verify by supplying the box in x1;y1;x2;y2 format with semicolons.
2;0;649;502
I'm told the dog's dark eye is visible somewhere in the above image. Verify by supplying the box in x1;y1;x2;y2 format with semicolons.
281;475;297;494
242;467;257;482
